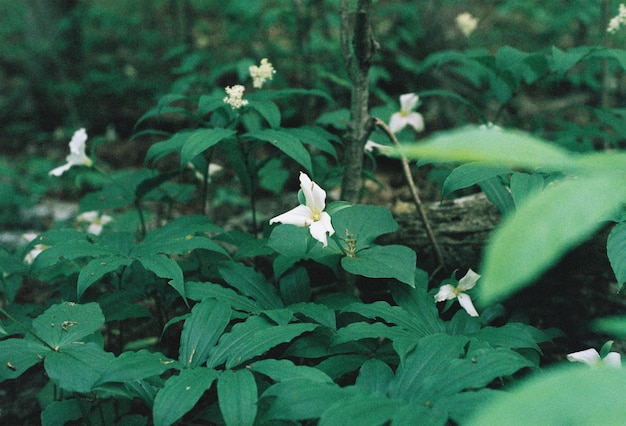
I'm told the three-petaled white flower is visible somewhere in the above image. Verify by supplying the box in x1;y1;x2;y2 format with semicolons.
76;211;113;235
269;172;335;247
434;268;480;317
567;348;622;368
49;128;93;176
389;93;425;134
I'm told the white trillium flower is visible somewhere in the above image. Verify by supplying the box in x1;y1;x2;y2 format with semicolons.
434;268;480;317
76;211;113;235
567;348;622;368
389;93;425;134
269;172;335;247
22;233;49;264
49;128;93;176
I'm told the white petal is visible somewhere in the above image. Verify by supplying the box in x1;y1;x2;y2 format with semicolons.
319;212;334;236
567;348;601;365
434;284;457;302
100;214;113;225
309;220;330;247
406;112;425;132
457;293;479;317
603;352;622;368
458;268;481;291
269;205;314;227
87;223;103;235
299;172;326;212
69;128;88;154
389;113;407;133
77;211;99;222
399;93;419;113
49;163;72;176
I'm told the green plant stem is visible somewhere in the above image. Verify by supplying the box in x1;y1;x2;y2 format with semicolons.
0;306;54;351
374;117;447;277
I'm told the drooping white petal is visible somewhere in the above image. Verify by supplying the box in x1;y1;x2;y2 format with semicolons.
399;93;419;113
49;163;72;176
299;172;326;213
405;112;425;132
389;113;406;133
269;205;314;227
567;348;601;365
309;220;330;247
457;293;479;317
603;352;622;368
77;211;99;222
458;268;481;291
434;284;457;302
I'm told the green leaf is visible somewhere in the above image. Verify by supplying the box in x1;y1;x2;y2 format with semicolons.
267;225;312;258
41;400;83;426
401;127;576;171
342;300;435;337
0;339;47;381
592;315;626;337
509;172;544;207
479;173;626;304
180;128;236;166
179;298;231;368
549;46;591;74
145;131;193;165
260;378;347;422
355;358;395;395
468;366;626;425
332;205;399;251
245;129;312;172
390;283;447;336
334;322;413;345
316;354;370;380
153;367;219;426
248;100;281;128
442;163;512;199
607;222;626;290
318;392;404;426
478;176;515;215
284;126;338;159
217;261;284;310
44;343;114;393
138;254;185;301
217;369;257;426
341;245;416;286
279;267;311;305
32;302;105;350
95;350;176;386
185;281;262;314
248;358;333;383
472;323;546;352
77;255;133;299
207;316;316;369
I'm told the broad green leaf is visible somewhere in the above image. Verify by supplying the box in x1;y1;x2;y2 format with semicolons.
207;315;316;369
509;172;544;207
79;169;155;211
258;157;290;195
495;46;547;85
479;173;626;304
0;339;47;381
442;163;512;198
468;366;626;425
478;176;515;215
267;225;312;258
245;129;312;172
472;323;547;352
153;367;219;426
285;126;338;159
248;358;333;383
318;392;404;426
95;350;176;386
592;315;626;337
279;267;311;305
41;400;83;426
217;261;284;310
179;298;231;368
289;302;337;329
44;343;114;393
355;358;394;395
217;369;257;426
180;128;236;166
333;322;414;345
260;378;347;422
316;354;370;380
145;131;193;165
31;302;105;350
390;283;447;335
77;255;133;299
549;46;592;74
401;127;576;171
248;100;281;129
331;205;399;251
138;254;185;301
607;222;626;290
342;300;435;337
185;281;262;314
341;245;416;286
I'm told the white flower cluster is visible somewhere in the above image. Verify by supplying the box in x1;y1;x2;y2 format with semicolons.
223;85;249;110
456;12;478;38
608;4;626;34
249;58;276;89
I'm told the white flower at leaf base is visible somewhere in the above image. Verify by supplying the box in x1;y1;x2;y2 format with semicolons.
76;211;113;235
567;348;622;368
434;268;480;317
607;4;626;34
49;128;93;176
269;172;335;247
22;233;49;265
249;58;276;89
223;85;249;110
389;93;425;134
364;140;394;156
